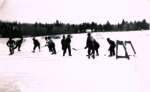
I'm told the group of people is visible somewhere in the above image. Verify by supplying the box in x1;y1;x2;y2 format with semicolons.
44;36;56;54
85;33;100;59
6;33;116;59
7;37;23;55
61;35;72;56
31;35;72;56
84;33;116;59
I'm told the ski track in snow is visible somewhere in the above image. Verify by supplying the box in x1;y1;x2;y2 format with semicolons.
0;31;150;92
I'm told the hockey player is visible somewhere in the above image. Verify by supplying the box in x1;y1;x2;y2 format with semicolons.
85;33;95;59
7;37;16;55
45;36;56;54
93;39;100;56
61;35;66;51
107;38;116;57
32;37;40;53
61;35;67;56
15;37;23;51
63;34;72;56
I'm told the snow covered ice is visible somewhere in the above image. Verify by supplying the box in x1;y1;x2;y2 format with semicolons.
0;31;150;92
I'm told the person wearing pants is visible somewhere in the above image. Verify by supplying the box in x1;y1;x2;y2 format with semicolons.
107;38;116;57
32;37;40;53
7;37;16;55
63;34;72;56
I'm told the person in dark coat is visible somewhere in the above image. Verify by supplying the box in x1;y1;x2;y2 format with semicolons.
93;39;100;56
61;35;66;51
7;37;16;55
15;37;23;51
63;34;72;56
85;33;95;59
32;37;40;53
107;38;116;57
46;36;56;54
45;36;52;52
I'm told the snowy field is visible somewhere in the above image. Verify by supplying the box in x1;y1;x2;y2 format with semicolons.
0;31;150;92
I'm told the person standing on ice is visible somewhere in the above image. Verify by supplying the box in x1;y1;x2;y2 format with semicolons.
93;39;100;56
61;35;66;52
15;37;23;51
7;37;16;55
45;36;56;55
63;34;72;56
107;38;116;57
32;37;40;53
85;33;95;59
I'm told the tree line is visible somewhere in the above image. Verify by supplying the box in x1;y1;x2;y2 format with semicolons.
0;19;149;37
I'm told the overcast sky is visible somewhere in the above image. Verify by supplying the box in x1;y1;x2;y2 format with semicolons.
0;0;150;24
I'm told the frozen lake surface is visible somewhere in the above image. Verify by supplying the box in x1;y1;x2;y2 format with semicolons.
0;31;150;92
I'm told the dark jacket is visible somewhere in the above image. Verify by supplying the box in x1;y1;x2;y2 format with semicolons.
33;39;40;46
47;39;55;48
108;40;116;51
16;39;23;46
65;37;71;47
94;40;100;49
61;38;66;50
85;36;94;49
7;39;16;48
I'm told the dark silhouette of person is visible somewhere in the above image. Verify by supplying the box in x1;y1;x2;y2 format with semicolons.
15;37;23;51
45;36;52;52
85;33;95;59
61;35;66;51
63;34;72;56
107;38;116;57
32;37;40;53
7;37;16;55
93;39;100;56
46;36;56;54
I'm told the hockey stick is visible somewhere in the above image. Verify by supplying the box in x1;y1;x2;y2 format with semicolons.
72;48;84;51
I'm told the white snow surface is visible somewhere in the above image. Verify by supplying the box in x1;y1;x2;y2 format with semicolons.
0;31;150;92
